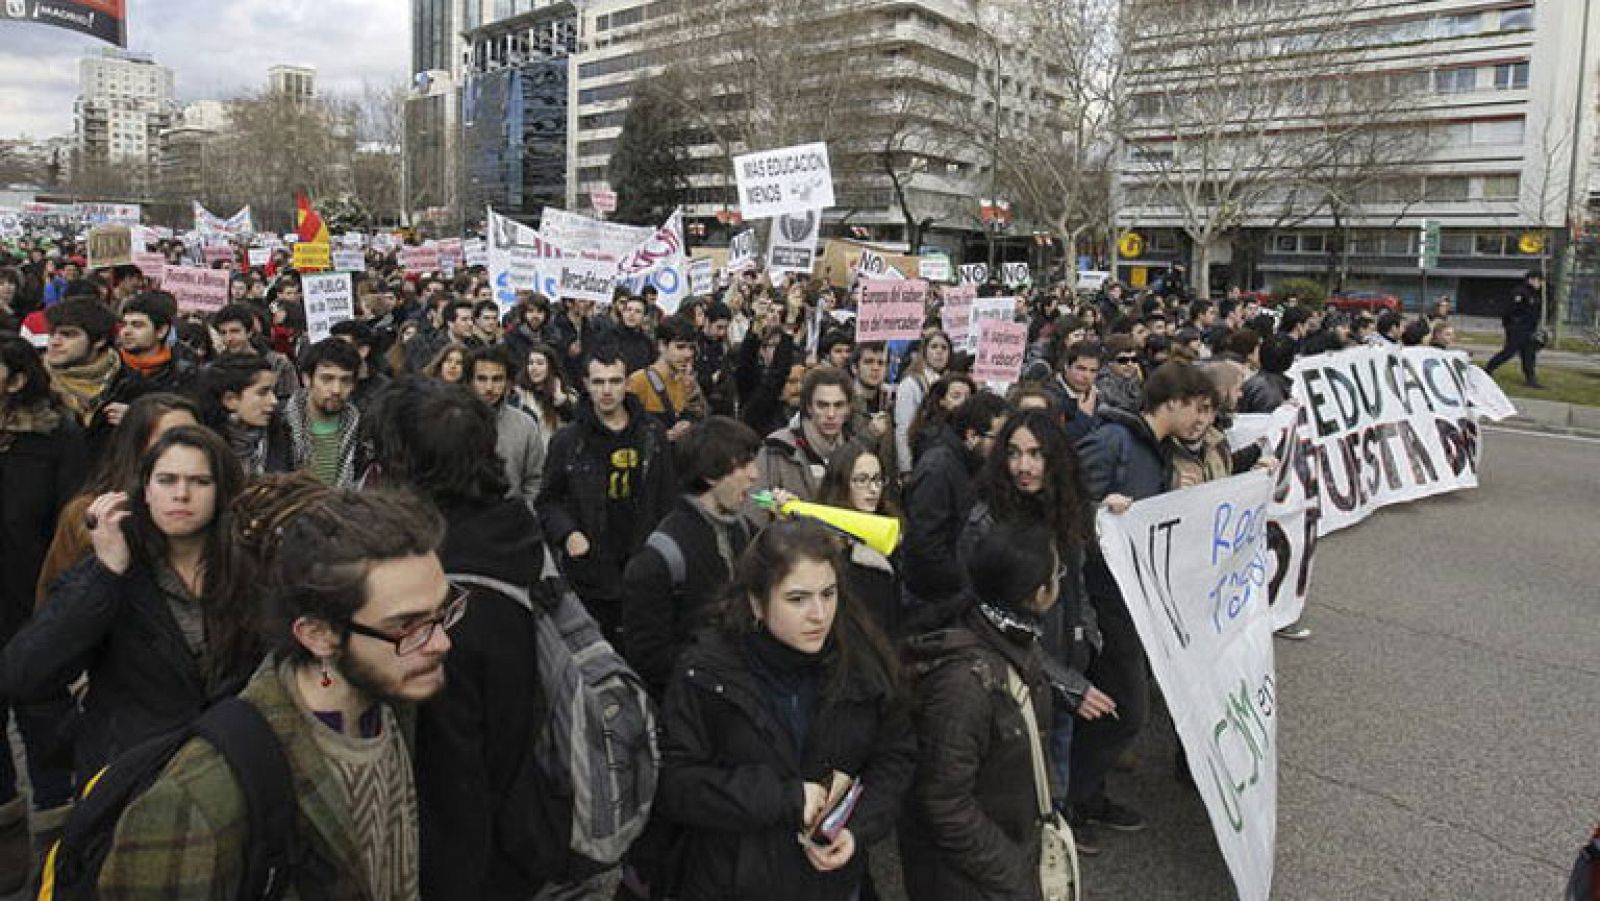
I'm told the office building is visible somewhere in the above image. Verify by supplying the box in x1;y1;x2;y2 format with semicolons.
74;49;176;198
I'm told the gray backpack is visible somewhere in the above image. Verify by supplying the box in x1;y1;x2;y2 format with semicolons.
449;567;659;869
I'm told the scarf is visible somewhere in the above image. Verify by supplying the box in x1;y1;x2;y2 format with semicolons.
688;495;746;576
977;601;1045;643
283;391;362;488
120;344;173;377
799;417;844;464
47;350;120;426
0;400;63;453
224;418;269;475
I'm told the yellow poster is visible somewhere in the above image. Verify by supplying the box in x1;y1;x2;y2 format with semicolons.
293;242;332;272
1130;266;1148;288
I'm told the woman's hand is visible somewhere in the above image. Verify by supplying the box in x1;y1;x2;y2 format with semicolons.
85;492;133;575
802;828;857;872
1076;685;1118;721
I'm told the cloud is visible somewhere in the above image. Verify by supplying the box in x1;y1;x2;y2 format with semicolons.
0;0;407;140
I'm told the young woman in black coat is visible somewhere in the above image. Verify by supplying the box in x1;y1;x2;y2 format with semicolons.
2;426;261;773
816;439;901;638
656;519;916;901
899;522;1064;901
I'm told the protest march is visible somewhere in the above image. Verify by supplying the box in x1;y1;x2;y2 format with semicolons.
0;139;1545;901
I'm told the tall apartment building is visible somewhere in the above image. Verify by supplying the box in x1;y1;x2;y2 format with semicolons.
407;0;473;229
74;49;176;198
269;65;318;101
462;1;577;223
1121;0;1598;314
566;0;1059;255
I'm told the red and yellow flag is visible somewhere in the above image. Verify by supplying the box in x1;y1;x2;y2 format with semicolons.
295;191;330;245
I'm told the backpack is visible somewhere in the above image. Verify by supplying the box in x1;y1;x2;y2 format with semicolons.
38;697;297;901
448;571;658;871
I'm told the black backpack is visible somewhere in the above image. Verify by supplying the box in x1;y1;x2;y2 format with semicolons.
39;697;298;901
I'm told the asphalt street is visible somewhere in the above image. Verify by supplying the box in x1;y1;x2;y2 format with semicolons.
878;425;1600;901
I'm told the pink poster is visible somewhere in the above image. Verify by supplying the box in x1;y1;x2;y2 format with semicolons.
974;319;1027;386
856;279;928;342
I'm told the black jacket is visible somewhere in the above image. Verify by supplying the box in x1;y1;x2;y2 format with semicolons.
736;329;796;437
622;496;754;697
657;631;916;901
0;407;87;647
901;426;980;607
899;607;1052;901
1238;371;1293;415
86;345;202;463
1503;281;1541;331
537;395;675;631
417;498;556;899
503;321;556;370
1076;406;1171;598
2;557;251;773
615;325;657;374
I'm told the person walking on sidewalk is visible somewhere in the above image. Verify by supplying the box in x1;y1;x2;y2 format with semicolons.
1485;270;1546;388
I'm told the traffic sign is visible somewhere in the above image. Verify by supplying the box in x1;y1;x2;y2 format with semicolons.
1418;219;1440;269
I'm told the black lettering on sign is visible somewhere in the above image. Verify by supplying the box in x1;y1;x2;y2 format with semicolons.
1301;369;1340;438
1421;358;1462;408
1352;358;1386;420
1324;367;1364;431
1396;419;1438;486
1435;416;1480;476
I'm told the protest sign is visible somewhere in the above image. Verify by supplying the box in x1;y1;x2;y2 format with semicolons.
464;238;488;269
77;202;141;226
941;284;976;348
436;238;465;268
193;202;254;237
401;245;441;275
336;232;366;249
87;226;133;269
617;210;689;314
1098;472;1279;901
958;263;989;285
333;249;365;272
974;319;1027;386
856;279;928;342
538;207;651;261
919;254;952;283
855;248;890;278
162;265;229;313
246;247;271;268
1286;345;1514;535
767;210;821;274
555;257;618;303
688;258;714;296
733;142;835;219
132;251;165;284
202;244;235;266
728;229;758;272
303;272;356;344
488;207;566;311
292;242;331;272
965;296;1015;354
1002;261;1031;287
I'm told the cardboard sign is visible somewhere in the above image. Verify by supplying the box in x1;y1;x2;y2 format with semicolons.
733;142;835;219
303;272;356;344
162;265;230;313
401;245;441;275
333;249;366;272
973;318;1027;386
292;242;332;272
767;210;821;273
1098;473;1280;901
87;226;133;269
856;279;928;342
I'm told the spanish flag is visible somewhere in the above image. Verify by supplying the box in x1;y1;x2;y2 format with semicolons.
295;190;330;245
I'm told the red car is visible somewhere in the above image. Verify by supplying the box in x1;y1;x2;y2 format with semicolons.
1326;290;1402;313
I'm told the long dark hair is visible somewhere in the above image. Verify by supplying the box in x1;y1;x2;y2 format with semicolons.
87;392;202;495
0;332;55;410
907;373;977;460
978;409;1092;552
124;425;259;683
816;440;899;519
516;341;565;427
366;376;509;505
197;353;275;430
720;519;899;699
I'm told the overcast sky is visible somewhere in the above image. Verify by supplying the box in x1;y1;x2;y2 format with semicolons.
0;0;408;140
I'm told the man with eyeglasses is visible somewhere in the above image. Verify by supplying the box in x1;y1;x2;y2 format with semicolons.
98;485;462;899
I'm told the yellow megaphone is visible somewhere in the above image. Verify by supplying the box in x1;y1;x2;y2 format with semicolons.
753;492;902;556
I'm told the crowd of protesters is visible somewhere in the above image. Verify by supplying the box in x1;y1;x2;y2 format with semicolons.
0;225;1492;900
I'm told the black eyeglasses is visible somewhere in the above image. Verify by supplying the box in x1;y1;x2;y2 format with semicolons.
1114;355;1141;364
344;584;471;656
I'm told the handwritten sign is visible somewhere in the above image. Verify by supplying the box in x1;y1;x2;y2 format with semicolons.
132;252;166;284
555;257;618;303
333;249;366;272
162;265;230;313
941;284;976;348
856;279;928;342
965;296;1015;354
292;242;331;272
401;245;441;275
733;141;835;219
974;318;1026;386
728;229;758;272
303;272;355;344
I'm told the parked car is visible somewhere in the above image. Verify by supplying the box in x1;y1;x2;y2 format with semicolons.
1327;290;1402;313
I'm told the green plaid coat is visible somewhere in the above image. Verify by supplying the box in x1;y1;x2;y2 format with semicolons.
96;657;402;900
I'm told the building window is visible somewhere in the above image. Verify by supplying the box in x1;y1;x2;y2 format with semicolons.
1500;7;1533;31
578;83;631;104
1433;67;1477;94
1474;233;1508;256
1472;118;1524;145
1381;232;1416;256
1273;234;1298;253
1424;176;1470;202
1494;62;1529;90
1439;13;1482;38
1440;233;1474;256
1480;174;1521;199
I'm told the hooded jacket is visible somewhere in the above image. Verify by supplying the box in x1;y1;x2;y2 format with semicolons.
1;401;87;646
1076;405;1172;598
656;630;915;901
901;425;981;609
899;606;1053;901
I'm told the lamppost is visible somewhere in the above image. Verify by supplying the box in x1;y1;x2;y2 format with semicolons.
1556;0;1595;341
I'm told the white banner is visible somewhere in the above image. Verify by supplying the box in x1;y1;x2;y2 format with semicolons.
303;272;355;344
1098;472;1279;901
733;141;835;219
767;210;821;274
488;207;566;312
728;229;758;272
1287;346;1515;535
555;257;619;303
193;202;254;237
538;207;651;262
616;209;689;314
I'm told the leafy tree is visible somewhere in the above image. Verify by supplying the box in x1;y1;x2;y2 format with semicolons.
607;79;694;225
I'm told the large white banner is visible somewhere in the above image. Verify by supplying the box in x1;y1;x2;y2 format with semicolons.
537;207;651;262
193;202;254;237
616;209;689;314
733;141;835;219
1098;472;1280;901
488;207;566;311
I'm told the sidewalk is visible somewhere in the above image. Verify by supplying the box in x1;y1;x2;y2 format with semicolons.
1455;326;1600;438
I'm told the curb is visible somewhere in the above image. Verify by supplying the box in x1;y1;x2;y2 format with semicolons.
1489;418;1600;441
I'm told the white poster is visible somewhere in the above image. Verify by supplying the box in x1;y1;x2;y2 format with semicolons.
767;210;821;274
688;258;714;296
728;229;758;272
332;249;365;272
488;207;566;312
733;141;835;219
616;209;689;314
1098;472;1279;901
464;238;488;269
538;206;651;261
556;257;619;303
855;248;890;278
958;263;989;285
193;202;254;237
919;254;953;283
1003;261;1031;287
965;296;1014;354
303;272;355;344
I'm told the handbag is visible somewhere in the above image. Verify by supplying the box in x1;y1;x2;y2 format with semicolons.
1008;666;1082;901
1532;328;1552;350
